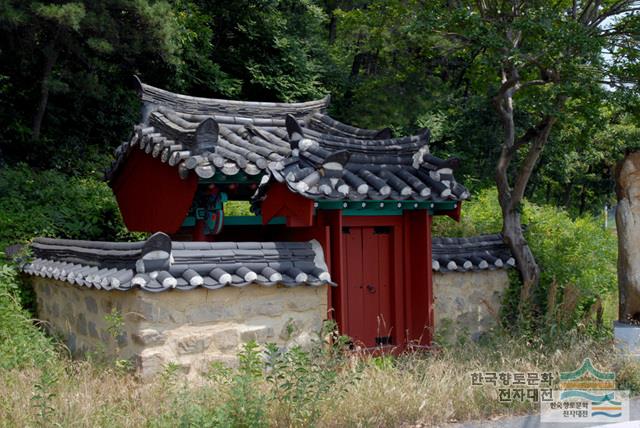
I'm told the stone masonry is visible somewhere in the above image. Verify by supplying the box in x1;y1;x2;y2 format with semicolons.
32;278;328;378
433;269;509;341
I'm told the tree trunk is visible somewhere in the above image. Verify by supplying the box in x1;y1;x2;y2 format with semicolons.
563;181;574;208
615;152;640;322
328;13;337;44
32;42;59;141
501;204;540;305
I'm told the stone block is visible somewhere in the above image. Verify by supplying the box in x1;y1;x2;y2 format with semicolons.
209;329;239;352
76;313;87;336
41;283;51;296
51;302;60;318
84;296;98;313
136;349;168;378
239;326;274;342
245;300;283;318
62;302;75;320
286;298;318;313
88;321;99;339
116;332;128;348
186;306;236;324
137;301;185;324
100;298;114;314
30;278;328;380
176;333;212;355
196;355;238;375
132;329;166;346
280;318;302;340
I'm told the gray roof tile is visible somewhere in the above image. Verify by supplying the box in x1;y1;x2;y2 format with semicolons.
432;234;515;273
22;232;334;291
105;80;469;205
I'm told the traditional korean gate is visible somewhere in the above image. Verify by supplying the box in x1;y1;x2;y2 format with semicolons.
342;225;394;348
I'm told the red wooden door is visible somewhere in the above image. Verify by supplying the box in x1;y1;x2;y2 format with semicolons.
342;226;393;348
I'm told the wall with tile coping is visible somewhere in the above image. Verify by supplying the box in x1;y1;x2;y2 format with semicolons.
433;270;509;341
32;278;328;378
32;271;507;376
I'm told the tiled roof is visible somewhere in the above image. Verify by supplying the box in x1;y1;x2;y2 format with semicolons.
106;79;469;203
252;115;468;205
432;234;515;273
22;233;334;292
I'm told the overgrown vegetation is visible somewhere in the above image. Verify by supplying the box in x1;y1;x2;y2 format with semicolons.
434;188;617;333
1;328;638;427
0;164;135;251
0;264;55;370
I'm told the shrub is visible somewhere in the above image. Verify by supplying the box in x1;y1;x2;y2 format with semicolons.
0;264;56;370
0;164;136;253
433;187;617;329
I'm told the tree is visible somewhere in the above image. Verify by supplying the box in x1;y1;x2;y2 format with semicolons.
181;0;330;102
437;1;639;305
0;1;186;170
333;0;640;309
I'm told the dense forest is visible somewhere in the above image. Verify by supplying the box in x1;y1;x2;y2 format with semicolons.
1;0;638;212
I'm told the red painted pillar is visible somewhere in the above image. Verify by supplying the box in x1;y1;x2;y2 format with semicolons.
193;220;207;241
402;209;432;347
319;210;344;326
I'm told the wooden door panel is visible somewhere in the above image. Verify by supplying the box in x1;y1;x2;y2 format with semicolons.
362;227;379;346
343;227;364;342
374;227;392;343
343;225;394;348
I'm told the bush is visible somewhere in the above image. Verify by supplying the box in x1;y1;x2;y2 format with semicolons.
0;164;135;252
433;187;617;329
0;264;56;370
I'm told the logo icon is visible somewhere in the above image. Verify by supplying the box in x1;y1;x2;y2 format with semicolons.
540;359;629;423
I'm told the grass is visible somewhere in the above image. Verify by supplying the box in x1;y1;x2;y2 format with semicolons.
0;330;638;427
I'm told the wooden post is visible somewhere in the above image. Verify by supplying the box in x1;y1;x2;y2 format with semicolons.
616;152;640;322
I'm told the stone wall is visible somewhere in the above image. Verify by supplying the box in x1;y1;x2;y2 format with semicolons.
433;270;509;341
32;278;329;378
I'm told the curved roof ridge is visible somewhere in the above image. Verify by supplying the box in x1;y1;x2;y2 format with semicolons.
135;77;330;117
308;113;392;140
22;233;335;291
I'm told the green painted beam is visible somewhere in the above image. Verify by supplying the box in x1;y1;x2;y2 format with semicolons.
315;199;458;215
182;215;286;227
224;216;286;225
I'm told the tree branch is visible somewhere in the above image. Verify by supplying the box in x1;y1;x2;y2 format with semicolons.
510;116;557;205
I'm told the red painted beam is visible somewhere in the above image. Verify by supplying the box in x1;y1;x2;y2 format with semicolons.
440;202;462;222
261;182;314;227
111;150;197;233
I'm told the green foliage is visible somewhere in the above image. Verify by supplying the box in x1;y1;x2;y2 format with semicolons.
0;264;55;370
224;200;253;216
177;0;330;102
331;0;640;212
151;324;352;427
104;308;124;339
0;164;135;252
30;365;58;423
434;187;617;331
33;2;86;30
